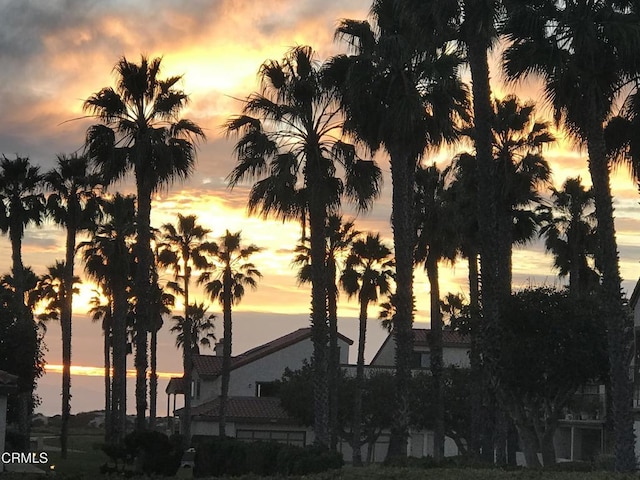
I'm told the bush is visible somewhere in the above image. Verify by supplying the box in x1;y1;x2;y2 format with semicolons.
193;436;343;477
123;431;183;476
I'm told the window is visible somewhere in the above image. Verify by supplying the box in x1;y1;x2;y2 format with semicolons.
411;352;430;368
191;379;201;399
236;429;305;447
256;381;280;397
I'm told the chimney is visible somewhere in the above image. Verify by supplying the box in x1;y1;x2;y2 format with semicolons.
214;339;224;356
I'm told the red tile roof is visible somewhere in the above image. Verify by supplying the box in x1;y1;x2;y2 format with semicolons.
166;377;185;394
189;396;295;423
191;328;353;377
413;329;470;347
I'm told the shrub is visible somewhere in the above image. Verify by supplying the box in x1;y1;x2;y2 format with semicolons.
193;436;343;477
123;431;183;476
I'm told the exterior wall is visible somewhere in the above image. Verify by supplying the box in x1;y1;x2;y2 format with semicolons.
201;337;351;398
443;347;470;368
370;337;394;366
191;371;218;408
370;338;470;369
190;418;314;446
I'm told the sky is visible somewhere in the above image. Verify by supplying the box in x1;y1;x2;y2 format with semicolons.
0;0;639;416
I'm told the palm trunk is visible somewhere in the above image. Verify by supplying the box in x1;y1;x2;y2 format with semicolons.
426;253;444;462
60;219;77;458
467;250;483;457
149;325;158;431
134;181;154;431
104;321;112;443
584;110;635;472
327;260;339;451
112;285;128;444
352;294;369;466
219;267;233;438
386;145;416;460
183;266;193;445
308;179;330;447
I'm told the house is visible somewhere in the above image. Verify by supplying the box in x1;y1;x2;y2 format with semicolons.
168;326;471;462
0;370;18;473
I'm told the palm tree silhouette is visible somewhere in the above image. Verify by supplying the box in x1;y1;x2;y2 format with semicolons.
84;55;206;430
170;302;216;354
200;230;261;437
502;1;640;468
332;0;468;456
226;46;381;446
79;194;136;443
340;233;393;466
44;152;100;457
157;214;215;442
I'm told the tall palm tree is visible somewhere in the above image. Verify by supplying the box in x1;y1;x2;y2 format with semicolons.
33;261;81;454
84;55;206;430
44;152;100;457
170;302;216;354
332;0;468;456
340;233;393;466
88;292;113;442
226;46;382;446
539;178;599;298
79;194;136;444
502;2;640;469
157;214;215;442
0;154;46;446
414;164;459;462
293;215;359;449
199;230;261;438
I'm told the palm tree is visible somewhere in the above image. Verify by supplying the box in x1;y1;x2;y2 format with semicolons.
332;0;468;456
84;55;206;430
170;302;216;354
88;292;113;442
539;178;599;298
200;230;262;437
157;214;215;442
414;164;459;462
340;233;393;466
0;154;46;445
226;46;382;446
293;215;360;449
502;2;640;469
44;152;100;457
79;194;136;444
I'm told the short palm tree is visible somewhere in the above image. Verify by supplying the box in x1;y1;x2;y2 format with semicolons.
333;0;468;456
539;177;599;298
157;214;215;442
79;194;136;443
84;55;206;430
226;46;381;446
502;2;640;468
44;152;100;457
340;233;393;466
199;230;261;437
170;302;216;354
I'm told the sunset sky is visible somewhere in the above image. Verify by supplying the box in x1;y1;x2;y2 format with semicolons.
1;0;639;416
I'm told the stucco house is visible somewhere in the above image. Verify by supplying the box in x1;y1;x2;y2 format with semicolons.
0;370;18;473
167;326;471;462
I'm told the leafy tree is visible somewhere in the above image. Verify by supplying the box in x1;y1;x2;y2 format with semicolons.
79;194;136;443
486;287;607;467
502;2;640;469
227;45;381;446
200;230;261;437
44;152;100;457
332;0;468;457
340;233;393;465
84;55;206;430
157;214;215;442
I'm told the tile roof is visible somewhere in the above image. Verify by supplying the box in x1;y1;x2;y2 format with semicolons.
189;396;295;423
191;328;353;377
166;377;185;394
413;329;470;347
